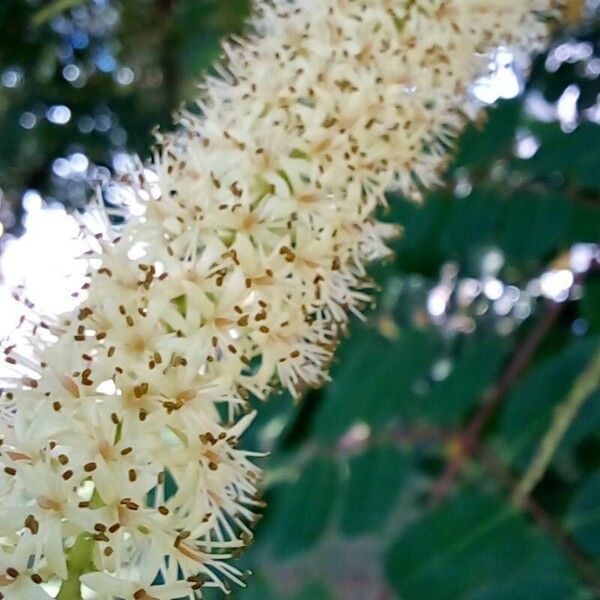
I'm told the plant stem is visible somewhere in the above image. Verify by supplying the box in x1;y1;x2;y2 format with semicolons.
477;443;600;596
430;297;564;505
56;575;82;600
56;534;95;600
33;0;86;27
513;344;600;505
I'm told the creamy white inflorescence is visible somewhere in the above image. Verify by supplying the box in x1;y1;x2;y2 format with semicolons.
0;1;562;598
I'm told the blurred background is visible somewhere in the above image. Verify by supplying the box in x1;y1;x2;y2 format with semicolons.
1;1;600;599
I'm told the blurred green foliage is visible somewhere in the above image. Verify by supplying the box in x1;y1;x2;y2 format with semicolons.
0;0;249;230
2;2;600;599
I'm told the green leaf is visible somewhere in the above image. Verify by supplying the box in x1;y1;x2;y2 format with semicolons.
424;336;507;426
312;325;438;442
463;576;582;600
272;457;341;559
239;576;279;600
292;582;333;600
439;189;504;259
582;279;600;335
497;194;572;263
566;472;600;556
570;202;600;244
524;122;600;191
244;392;298;454
202;572;279;600
385;493;572;600
391;185;586;274
500;338;600;468
453;100;522;170
559;389;600;457
340;445;410;536
384;194;449;275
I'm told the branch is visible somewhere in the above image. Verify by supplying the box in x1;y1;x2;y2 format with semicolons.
513;343;600;504
430;297;565;505
477;444;600;596
33;0;86;27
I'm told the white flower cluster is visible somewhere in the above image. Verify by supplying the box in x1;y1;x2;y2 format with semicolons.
0;1;561;598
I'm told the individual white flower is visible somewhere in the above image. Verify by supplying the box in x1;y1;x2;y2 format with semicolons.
81;571;203;600
0;533;53;600
0;0;564;597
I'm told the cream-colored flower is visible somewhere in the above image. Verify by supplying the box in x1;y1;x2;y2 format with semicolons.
0;0;561;597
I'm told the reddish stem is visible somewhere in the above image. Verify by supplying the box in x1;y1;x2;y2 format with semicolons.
430;298;564;505
477;443;600;596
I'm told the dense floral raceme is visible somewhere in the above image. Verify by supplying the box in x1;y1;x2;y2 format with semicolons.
0;1;564;598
